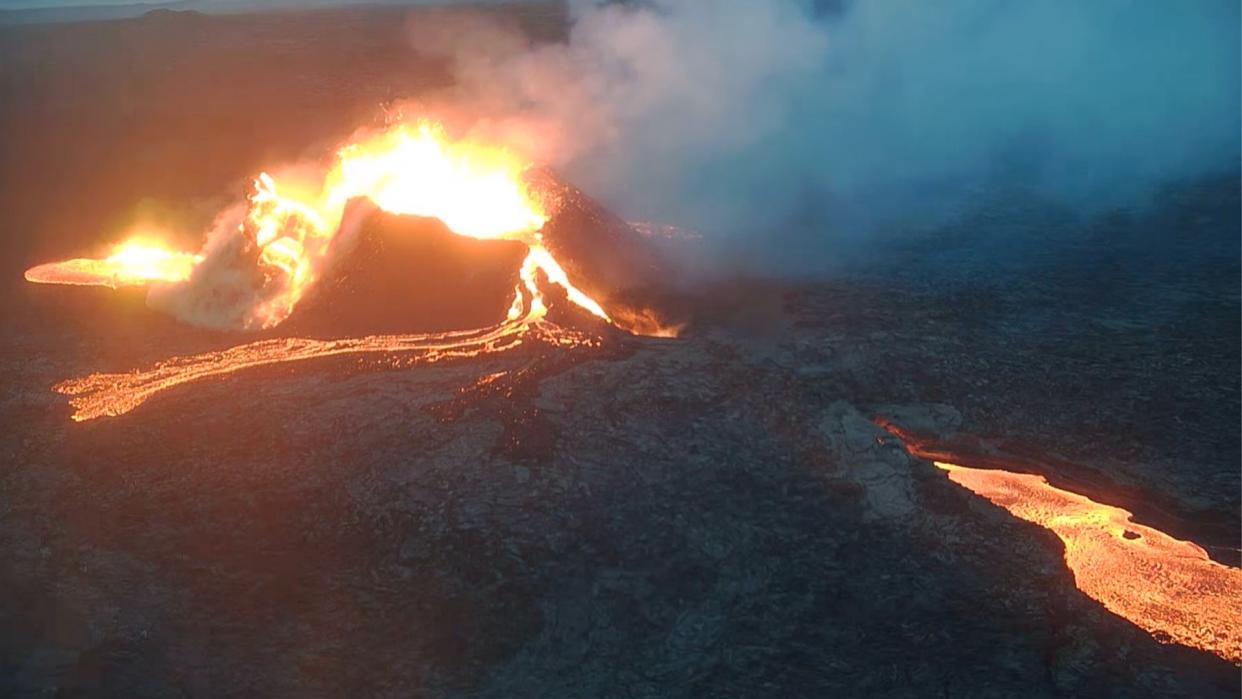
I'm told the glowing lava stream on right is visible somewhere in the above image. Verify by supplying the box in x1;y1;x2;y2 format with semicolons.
934;461;1241;664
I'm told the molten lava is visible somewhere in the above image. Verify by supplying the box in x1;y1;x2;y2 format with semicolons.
935;461;1241;664
55;322;598;422
24;119;655;420
24;238;200;288
232;121;606;330
328;123;546;239
25;120;610;330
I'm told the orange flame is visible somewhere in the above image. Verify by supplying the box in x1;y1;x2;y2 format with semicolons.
24;238;200;288
23;120;612;330
235;121;609;330
328;122;546;239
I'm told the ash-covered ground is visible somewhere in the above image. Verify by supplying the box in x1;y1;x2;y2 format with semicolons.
1;5;1238;697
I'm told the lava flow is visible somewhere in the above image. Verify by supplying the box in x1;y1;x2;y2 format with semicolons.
934;459;1240;663
55;323;597;422
25;239;201;288
26;119;638;421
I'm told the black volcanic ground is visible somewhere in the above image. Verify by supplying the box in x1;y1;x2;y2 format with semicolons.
1;5;1239;697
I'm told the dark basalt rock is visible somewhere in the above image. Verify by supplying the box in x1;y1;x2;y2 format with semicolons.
529;169;692;334
277;202;527;338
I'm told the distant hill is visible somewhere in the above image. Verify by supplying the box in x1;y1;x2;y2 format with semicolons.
0;1;473;26
0;2;191;25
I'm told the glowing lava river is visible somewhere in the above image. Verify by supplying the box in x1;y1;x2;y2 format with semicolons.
933;461;1241;664
52;318;597;422
883;424;1241;665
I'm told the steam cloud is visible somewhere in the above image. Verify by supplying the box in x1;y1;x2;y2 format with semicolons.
149;164;373;331
413;0;1240;271
138;0;1242;328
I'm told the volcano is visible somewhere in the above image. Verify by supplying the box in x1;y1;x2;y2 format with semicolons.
275;172;686;339
24;121;685;340
25;147;684;423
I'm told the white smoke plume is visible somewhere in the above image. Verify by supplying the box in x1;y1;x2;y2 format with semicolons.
407;0;1240;270
147;162;372;331
147;202;256;330
141;0;1242;328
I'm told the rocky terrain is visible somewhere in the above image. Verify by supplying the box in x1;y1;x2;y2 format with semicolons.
0;4;1238;697
4;170;1239;696
3;245;1239;696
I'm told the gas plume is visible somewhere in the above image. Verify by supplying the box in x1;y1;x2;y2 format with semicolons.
410;0;1241;271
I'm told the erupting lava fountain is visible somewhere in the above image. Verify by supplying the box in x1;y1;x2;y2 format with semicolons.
26;118;677;421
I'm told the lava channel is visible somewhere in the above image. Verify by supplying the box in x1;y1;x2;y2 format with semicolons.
54;318;597;422
933;460;1240;663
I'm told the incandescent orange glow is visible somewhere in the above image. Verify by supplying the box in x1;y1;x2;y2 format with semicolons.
24;239;200;288
25;119;635;420
239;120;607;330
23;120;610;330
327;123;546;239
26;118;678;422
935;461;1241;664
54;323;598;422
234;121;598;330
